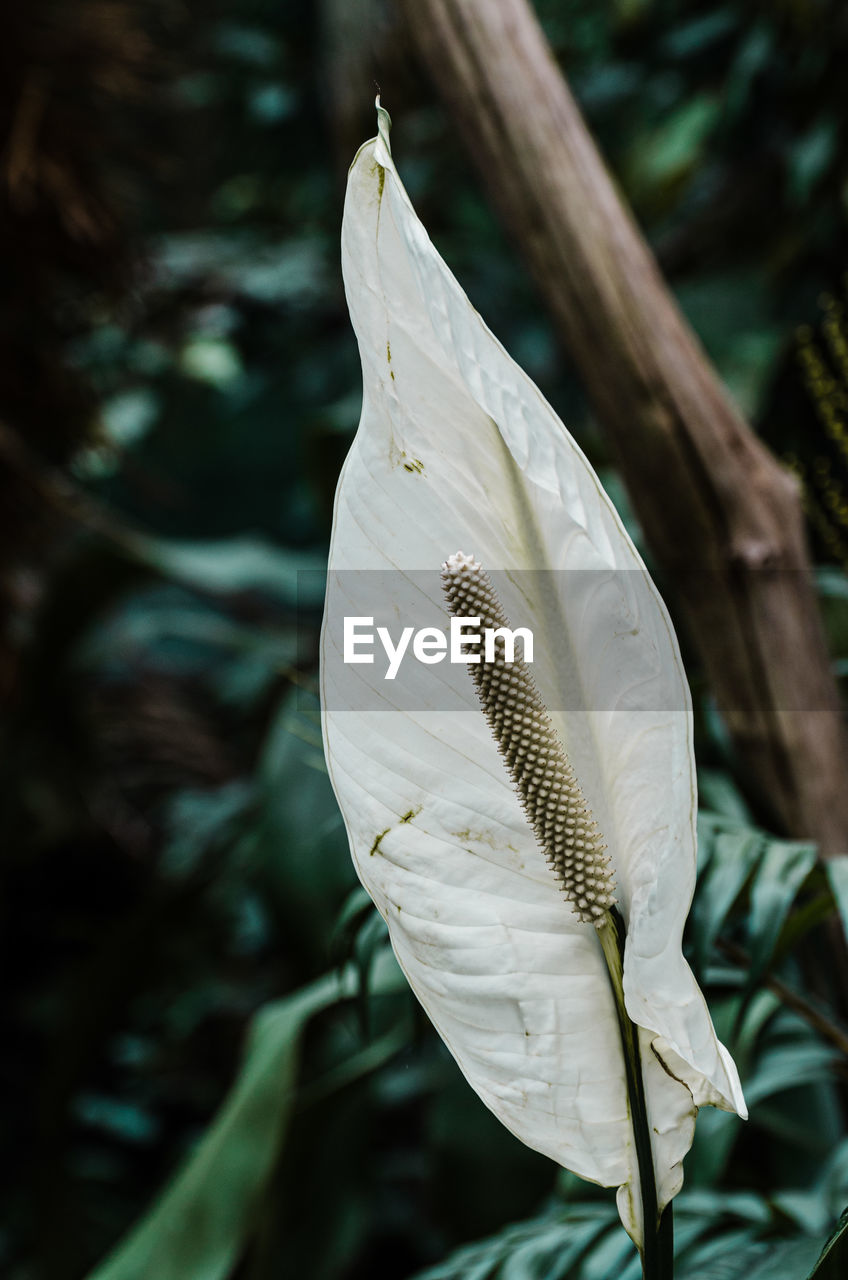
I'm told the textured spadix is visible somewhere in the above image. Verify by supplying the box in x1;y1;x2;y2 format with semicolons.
321;103;746;1245
441;551;616;925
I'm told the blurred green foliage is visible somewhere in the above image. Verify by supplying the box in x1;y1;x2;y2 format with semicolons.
4;1;848;1278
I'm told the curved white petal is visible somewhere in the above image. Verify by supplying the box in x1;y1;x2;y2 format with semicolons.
321;105;745;1244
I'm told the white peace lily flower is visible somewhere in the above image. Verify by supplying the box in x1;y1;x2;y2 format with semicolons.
321;103;746;1250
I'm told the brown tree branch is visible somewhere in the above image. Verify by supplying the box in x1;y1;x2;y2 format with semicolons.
402;0;848;856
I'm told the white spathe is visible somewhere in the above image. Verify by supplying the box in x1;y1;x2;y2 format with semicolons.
321;103;746;1245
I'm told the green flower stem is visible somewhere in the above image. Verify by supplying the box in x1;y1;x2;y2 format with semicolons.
598;908;674;1280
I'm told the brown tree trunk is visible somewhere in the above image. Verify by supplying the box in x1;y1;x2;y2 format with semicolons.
402;0;848;856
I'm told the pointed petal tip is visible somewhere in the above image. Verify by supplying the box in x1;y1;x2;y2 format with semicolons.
375;97;392;156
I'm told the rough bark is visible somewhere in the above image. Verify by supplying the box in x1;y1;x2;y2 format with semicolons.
402;0;848;856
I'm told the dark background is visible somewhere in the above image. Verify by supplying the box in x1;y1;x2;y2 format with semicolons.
3;2;848;1278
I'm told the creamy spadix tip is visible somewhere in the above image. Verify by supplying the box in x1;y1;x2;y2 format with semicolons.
441;552;617;926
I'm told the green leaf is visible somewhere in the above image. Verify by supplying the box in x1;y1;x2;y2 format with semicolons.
692;830;762;974
411;1209;617;1280
296;1022;410;1112
626;94;721;192
85;955;402;1280
746;1237;827;1278
677;1233;767;1279
126;532;326;604
499;1229;565;1280
774;883;836;963
329;884;374;965
580;1225;639;1279
542;1218;617;1278
744;1041;839;1107
677;1234;821;1280
734;990;782;1063
825;858;848;944
787;119;838;205
697;773;754;824
746;842;817;987
807;1205;848;1277
661;9;738;59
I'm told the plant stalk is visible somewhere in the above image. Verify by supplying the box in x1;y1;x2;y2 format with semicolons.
598;907;674;1280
